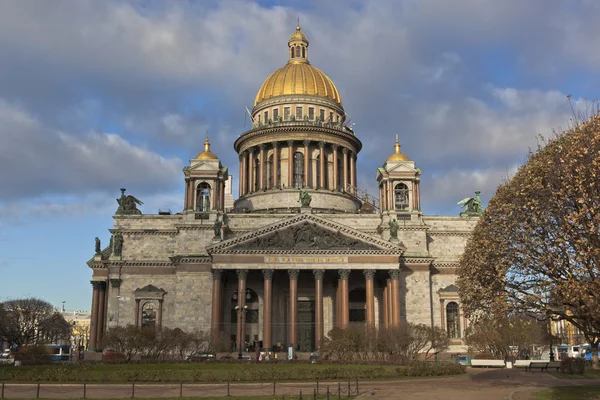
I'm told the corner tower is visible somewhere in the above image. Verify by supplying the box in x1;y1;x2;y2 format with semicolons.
234;24;362;213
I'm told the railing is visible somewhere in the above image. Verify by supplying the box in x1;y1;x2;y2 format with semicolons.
244;119;353;134
345;184;380;210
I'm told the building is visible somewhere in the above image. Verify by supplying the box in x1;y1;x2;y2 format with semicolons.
87;25;478;353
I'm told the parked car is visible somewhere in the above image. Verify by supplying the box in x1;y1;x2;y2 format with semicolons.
240;355;252;361
457;355;471;366
220;355;234;360
187;352;216;362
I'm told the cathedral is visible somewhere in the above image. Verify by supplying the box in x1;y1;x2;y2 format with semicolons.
87;25;478;355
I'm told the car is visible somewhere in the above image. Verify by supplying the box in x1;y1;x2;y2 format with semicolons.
309;353;319;364
239;355;252;361
457;355;471;366
187;352;216;362
220;355;234;360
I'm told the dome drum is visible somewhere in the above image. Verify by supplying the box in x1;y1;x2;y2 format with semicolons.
234;189;361;213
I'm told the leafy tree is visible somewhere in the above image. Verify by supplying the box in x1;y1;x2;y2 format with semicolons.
457;112;600;367
0;298;70;348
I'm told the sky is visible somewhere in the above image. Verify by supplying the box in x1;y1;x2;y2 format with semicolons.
0;0;598;311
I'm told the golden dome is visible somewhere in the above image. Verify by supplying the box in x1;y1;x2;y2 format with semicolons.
254;25;342;107
195;135;218;160
387;135;410;162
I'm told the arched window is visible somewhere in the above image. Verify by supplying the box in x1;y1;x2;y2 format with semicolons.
294;152;304;189
446;302;460;338
349;288;366;322
141;302;156;329
302;47;305;58
295;46;301;58
290;48;294;58
254;156;260;191
394;183;410;210
196;182;211;212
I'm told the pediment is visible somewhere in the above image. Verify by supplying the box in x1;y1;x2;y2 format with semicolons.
385;162;418;174
207;213;405;255
189;160;221;172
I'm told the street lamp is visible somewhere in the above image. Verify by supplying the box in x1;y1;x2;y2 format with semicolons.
235;305;248;360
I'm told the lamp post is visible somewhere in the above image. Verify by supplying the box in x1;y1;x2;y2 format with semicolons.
548;318;555;362
235;304;248;360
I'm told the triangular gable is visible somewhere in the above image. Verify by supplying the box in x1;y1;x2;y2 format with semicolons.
385;162;418;174
189;160;222;172
207;213;405;254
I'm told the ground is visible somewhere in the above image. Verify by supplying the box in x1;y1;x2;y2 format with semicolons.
2;368;600;399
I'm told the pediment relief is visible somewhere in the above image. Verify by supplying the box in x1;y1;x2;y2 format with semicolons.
207;214;405;255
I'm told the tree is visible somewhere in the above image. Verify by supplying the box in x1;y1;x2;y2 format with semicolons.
457;111;600;367
0;298;70;348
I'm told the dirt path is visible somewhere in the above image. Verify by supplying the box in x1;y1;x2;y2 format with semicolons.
2;369;599;399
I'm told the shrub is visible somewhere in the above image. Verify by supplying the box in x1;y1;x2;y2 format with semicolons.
560;357;585;375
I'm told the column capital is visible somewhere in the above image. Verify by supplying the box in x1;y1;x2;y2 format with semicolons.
212;269;222;281
331;144;339;150
248;147;255;154
237;269;249;280
388;269;401;280
318;141;325;149
288;269;300;280
272;141;280;148
338;269;351;280
350;151;356;158
313;269;325;280
342;147;349;154
259;143;266;150
238;154;244;161
91;280;106;290
109;278;122;288
363;269;376;280
303;139;311;147
241;150;248;157
287;140;295;146
262;269;275;280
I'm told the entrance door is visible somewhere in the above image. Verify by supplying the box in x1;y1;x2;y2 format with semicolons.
297;300;315;352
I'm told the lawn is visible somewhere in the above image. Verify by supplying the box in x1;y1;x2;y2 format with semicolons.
551;369;600;379
0;362;464;383
531;385;600;399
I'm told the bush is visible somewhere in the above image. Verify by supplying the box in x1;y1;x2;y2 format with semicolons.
560;357;585;375
13;345;51;365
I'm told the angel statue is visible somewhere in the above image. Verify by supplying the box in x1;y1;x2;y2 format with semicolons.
115;188;144;215
299;190;312;207
457;191;483;217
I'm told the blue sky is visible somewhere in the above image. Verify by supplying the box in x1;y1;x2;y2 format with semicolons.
0;0;598;311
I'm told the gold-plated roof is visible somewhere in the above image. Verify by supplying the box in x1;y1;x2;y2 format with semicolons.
387;134;410;162
254;25;342;107
195;135;218;160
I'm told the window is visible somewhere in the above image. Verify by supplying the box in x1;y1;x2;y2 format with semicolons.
296;107;302;120
394;183;410;210
141;302;156;329
293;152;304;189
336;115;340;123
273;108;279;120
302;47;305;58
329;112;333;122
308;107;314;120
446;302;460;339
319;109;325;121
264;111;268;123
284;107;291;120
196;183;211;212
295;46;301;58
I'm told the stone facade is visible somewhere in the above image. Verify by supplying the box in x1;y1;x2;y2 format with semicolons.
86;24;478;354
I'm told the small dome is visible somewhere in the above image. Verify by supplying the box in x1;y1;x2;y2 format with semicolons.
195;135;218;160
289;25;308;43
387;135;410;162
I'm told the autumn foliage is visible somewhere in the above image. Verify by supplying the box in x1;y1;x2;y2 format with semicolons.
457;111;600;365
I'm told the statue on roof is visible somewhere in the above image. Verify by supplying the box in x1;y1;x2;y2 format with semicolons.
95;237;101;254
388;218;399;239
457;191;483;217
299;190;312;207
116;188;143;215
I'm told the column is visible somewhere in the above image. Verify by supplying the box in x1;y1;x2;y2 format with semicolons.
388;181;395;211
135;299;141;327
288;269;299;348
238;155;243;197
389;270;401;327
88;281;101;350
382;182;387;211
386;279;393;328
259;144;265;190
287;140;294;188
303;140;310;187
188;179;195;211
318;142;325;189
184;178;190;210
241;151;247;196
157;299;164;329
350;151;356;189
335;281;340;328
219;180;225;211
313;270;325;348
363;270;375;327
97;282;106;344
262;269;274;350
248;148;255;192
211;270;222;341
382;284;389;329
236;269;248;354
332;145;338;190
379;185;384;211
440;299;446;330
339;270;350;328
342;148;349;191
273;142;279;188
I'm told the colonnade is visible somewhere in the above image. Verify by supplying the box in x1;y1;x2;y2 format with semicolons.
238;140;358;196
210;269;402;351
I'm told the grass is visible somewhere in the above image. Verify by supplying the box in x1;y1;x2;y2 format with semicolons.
0;362;464;383
531;385;600;399
2;397;336;400
551;369;600;379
